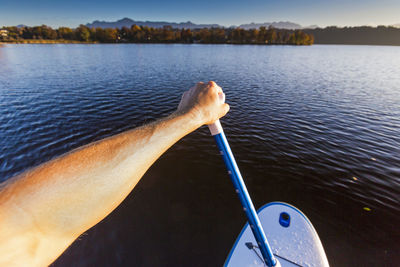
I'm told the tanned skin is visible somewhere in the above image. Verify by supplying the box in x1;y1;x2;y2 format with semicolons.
0;81;230;266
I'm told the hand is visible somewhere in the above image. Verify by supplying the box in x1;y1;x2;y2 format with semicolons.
177;81;230;125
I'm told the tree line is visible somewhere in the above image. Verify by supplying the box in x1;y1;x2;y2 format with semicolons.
304;26;400;46
0;25;314;45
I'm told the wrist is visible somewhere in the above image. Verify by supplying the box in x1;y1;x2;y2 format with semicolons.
172;109;204;130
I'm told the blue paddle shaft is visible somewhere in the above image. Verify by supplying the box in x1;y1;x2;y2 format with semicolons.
213;130;277;267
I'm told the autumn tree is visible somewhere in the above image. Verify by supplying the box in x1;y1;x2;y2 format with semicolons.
181;29;193;43
258;26;267;43
104;28;118;42
119;26;130;41
40;25;57;39
161;25;175;42
247;28;259;43
230;28;246;43
197;28;211;43
210;28;226;43
57;27;74;40
128;25;142;42
265;27;277;44
76;25;91;42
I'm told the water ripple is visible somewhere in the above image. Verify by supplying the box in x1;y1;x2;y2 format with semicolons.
0;44;399;266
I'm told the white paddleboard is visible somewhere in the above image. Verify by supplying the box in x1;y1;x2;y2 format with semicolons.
224;202;329;267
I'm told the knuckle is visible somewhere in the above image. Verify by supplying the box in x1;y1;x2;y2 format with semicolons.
208;85;217;94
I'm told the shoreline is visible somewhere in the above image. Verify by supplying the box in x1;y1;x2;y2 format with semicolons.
0;39;311;45
0;39;98;44
1;41;399;47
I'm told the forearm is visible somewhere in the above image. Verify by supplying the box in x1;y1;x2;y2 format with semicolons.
0;111;201;265
0;81;229;266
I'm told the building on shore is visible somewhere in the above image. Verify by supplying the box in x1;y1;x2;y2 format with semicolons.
0;29;9;39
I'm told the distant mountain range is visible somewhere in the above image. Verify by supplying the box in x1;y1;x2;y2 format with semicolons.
86;18;309;30
4;19;400;31
238;22;302;30
86;18;219;30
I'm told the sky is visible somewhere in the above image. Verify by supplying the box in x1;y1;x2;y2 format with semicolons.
0;0;400;28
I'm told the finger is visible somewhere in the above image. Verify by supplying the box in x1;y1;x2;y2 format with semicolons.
193;82;205;93
208;81;223;94
218;92;225;104
222;103;230;116
208;81;217;87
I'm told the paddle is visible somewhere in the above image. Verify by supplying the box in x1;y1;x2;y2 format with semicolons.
208;93;279;267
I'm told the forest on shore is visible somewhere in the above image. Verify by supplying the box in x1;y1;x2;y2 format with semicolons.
0;25;314;45
3;24;398;46
305;26;400;46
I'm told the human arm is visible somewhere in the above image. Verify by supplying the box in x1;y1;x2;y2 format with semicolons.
0;81;229;266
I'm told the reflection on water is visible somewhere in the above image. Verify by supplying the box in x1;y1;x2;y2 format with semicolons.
0;44;399;266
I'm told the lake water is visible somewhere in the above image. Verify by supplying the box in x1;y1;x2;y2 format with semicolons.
0;44;399;266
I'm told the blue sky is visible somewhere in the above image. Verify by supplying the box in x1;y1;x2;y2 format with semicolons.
1;0;399;28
